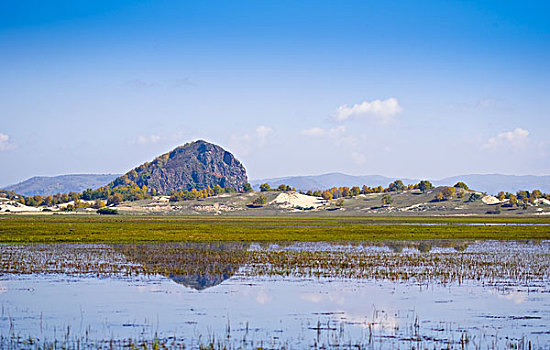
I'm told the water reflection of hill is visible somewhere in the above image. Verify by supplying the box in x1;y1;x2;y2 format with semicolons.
114;243;249;290
4;241;547;286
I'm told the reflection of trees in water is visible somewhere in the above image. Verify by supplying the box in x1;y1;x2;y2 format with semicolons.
4;241;547;288
385;240;470;253
114;243;250;290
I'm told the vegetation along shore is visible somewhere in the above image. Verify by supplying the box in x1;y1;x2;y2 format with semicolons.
0;215;549;243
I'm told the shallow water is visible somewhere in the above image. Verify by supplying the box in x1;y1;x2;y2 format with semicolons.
1;241;549;349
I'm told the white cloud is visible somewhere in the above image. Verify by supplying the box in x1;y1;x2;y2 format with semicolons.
301;125;346;138
229;125;274;156
130;130;186;146
475;98;498;109
300;125;357;148
301;293;323;303
334;98;402;124
0;133;15;151
498;291;528;304
448;98;499;111
301;127;327;137
134;135;162;145
229;133;253;156
483;128;529;151
255;289;272;305
124;79;156;89
255;125;274;146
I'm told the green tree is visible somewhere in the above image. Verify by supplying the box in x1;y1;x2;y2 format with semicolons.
321;190;333;201
33;195;44;206
242;183;253;192
467;193;481;202
531;189;543;198
342;187;351;197
93;199;106;209
381;194;393;206
388;180;405;192
351;186;361;196
60;193;70;203
107;193;123;206
516;190;529;200
508;194;518;206
453;182;469;190
97;208;118;215
259;183;271;192
81;188;93;200
441;186;456;200
335;198;344;207
252;194;267;206
418;180;433;192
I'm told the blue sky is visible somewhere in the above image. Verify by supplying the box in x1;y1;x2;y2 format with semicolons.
1;1;549;186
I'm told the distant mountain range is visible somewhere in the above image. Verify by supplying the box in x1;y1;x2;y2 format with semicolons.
251;173;550;195
3;174;121;196
4;169;550;198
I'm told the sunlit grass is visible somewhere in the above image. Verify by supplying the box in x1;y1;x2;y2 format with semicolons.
0;215;549;243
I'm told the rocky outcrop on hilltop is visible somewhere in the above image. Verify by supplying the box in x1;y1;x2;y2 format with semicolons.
111;140;248;194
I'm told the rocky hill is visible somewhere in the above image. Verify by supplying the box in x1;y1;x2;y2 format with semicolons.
110;140;248;194
3;174;121;196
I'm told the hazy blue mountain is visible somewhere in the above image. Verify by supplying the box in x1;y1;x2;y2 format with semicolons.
252;173;550;194
3;174;121;196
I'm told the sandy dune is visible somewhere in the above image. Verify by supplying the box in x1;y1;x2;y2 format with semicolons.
271;192;326;209
481;195;502;205
0;198;41;212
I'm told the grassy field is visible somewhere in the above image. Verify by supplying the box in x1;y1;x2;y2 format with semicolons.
0;215;549;243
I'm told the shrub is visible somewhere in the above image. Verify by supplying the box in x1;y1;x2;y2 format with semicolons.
417;180;433;192
467;193;482;202
454;182;469;190
388;180;405;192
381;194;393;206
97;208;119;215
441;187;456;199
252;194;267;206
242;183;253;193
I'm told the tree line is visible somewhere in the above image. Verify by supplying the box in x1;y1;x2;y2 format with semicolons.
0;181;255;208
1;178;549;209
258;180;550;206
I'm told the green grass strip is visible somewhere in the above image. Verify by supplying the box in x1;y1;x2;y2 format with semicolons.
0;215;549;243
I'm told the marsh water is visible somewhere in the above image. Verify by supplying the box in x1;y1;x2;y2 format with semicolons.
1;241;549;349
